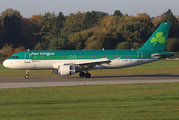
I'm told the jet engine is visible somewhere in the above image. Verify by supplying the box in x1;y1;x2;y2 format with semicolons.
58;65;76;76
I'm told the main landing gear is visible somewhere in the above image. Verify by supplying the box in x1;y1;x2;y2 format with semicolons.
79;71;91;78
25;70;29;79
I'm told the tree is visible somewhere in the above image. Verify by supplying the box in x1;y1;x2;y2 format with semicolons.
29;14;43;47
163;9;172;16
61;11;84;35
82;12;90;30
85;41;102;50
1;8;20;25
40;12;56;41
21;18;34;49
1;44;14;58
136;13;153;27
115;21;155;44
90;11;98;26
82;11;98;30
0;18;4;48
116;42;131;49
85;33;116;50
166;38;179;52
3;12;22;47
152;15;166;27
113;10;123;17
34;42;48;50
13;45;26;53
161;9;179;38
132;42;141;49
48;37;68;50
54;12;65;38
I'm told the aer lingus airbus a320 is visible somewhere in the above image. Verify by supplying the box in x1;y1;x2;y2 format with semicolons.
3;22;174;79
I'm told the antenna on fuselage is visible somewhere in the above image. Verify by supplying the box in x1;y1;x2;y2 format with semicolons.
27;49;30;51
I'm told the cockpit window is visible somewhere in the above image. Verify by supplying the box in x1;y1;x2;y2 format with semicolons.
10;56;19;59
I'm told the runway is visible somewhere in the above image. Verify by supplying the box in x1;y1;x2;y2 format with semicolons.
0;74;179;89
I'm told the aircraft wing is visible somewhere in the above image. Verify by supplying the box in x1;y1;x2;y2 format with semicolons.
53;58;111;69
67;58;111;69
73;58;110;65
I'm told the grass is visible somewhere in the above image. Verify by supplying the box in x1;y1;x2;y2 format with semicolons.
1;60;179;77
1;60;179;119
0;83;179;119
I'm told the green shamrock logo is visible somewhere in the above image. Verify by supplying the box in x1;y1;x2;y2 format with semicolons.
150;32;165;45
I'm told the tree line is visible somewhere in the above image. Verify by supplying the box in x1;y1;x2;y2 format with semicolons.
0;8;179;60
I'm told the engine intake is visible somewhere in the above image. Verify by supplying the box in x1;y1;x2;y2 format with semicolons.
58;65;75;76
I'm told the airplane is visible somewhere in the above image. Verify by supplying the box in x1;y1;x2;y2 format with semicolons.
3;22;174;79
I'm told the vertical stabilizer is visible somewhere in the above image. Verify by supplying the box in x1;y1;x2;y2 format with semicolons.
138;22;171;51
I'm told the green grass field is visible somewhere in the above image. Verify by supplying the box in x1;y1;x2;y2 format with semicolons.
0;83;179;119
1;60;179;119
1;60;179;77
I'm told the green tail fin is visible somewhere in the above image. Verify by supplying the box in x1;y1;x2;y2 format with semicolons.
138;22;171;51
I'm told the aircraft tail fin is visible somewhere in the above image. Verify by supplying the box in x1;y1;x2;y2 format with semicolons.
138;22;171;51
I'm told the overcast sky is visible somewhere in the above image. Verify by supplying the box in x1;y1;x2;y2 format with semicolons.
0;0;178;18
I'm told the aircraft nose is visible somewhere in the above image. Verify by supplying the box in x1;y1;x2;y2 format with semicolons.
3;60;9;68
2;60;7;67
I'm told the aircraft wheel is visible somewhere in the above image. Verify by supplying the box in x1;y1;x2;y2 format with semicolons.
85;73;91;78
25;75;29;79
79;72;85;77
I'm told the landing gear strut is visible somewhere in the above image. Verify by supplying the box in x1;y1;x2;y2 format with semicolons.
25;70;29;79
79;71;91;78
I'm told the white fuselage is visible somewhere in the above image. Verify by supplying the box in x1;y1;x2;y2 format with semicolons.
3;58;158;70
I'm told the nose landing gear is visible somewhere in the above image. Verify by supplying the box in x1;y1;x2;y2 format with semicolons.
25;70;29;79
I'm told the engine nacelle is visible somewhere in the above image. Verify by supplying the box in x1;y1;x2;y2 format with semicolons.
58;65;76;76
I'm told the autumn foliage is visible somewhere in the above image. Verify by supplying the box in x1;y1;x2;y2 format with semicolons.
1;44;26;59
0;8;179;62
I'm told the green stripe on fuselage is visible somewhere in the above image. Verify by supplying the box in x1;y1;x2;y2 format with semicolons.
9;50;172;60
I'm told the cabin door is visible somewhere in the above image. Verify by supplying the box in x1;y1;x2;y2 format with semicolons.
24;53;30;63
137;51;143;62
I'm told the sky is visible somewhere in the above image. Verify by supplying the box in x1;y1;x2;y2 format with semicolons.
0;0;179;18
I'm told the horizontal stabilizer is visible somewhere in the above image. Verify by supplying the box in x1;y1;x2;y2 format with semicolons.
151;52;175;59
